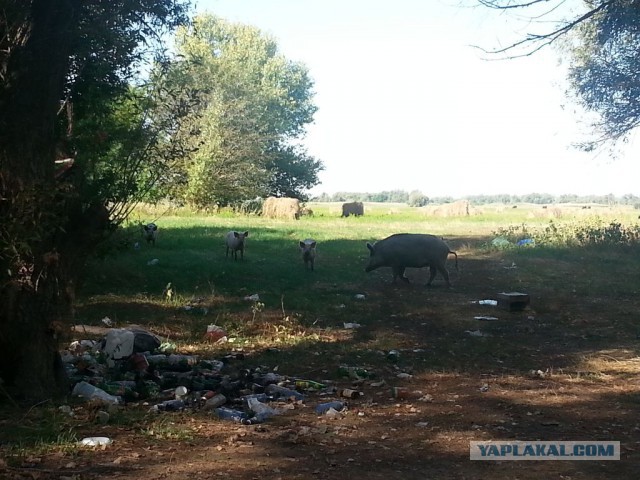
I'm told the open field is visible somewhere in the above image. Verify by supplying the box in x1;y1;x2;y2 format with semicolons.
2;202;640;479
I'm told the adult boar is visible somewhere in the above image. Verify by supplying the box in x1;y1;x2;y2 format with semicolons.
365;233;457;287
299;239;317;271
226;231;249;261
341;201;364;217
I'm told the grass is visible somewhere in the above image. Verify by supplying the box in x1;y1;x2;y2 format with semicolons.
0;405;80;455
4;201;640;469
75;201;640;349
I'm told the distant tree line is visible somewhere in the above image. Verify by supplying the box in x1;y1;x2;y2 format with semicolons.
312;191;640;208
312;190;431;206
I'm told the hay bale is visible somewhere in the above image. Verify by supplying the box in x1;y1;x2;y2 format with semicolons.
428;200;471;217
262;197;301;220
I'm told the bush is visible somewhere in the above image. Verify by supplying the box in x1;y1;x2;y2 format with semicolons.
492;219;640;248
237;197;264;215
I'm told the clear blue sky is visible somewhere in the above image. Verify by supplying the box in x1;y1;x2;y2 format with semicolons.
194;0;640;197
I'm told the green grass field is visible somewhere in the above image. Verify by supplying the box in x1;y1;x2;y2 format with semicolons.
3;201;640;479
77;201;640;340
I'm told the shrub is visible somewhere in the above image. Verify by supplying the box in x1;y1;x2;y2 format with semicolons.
492;219;640;248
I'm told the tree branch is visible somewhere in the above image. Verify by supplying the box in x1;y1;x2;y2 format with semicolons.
477;0;557;10
475;0;616;58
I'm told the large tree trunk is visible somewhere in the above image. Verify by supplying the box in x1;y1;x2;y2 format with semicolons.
0;0;79;402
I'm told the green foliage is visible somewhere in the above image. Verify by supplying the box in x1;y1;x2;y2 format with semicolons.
70;82;200;223
141;415;195;441
491;223;532;245
492;218;640;248
162;14;321;207
567;1;640;148
0;406;79;456
0;0;193;401
265;144;324;200
573;219;640;246
236;197;264;215
408;190;429;207
479;1;640;149
35;0;198;222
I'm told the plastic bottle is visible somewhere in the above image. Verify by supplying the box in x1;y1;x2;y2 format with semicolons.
315;401;345;415
145;354;169;366
72;381;122;405
260;372;281;385
203;393;227;410
338;365;370;379
242;414;269;425
241;393;271;404
167;354;199;369
99;380;139;400
246;397;277;419
265;384;305;401
215;407;248;423
295;380;326;391
152;399;185;412
199;359;225;371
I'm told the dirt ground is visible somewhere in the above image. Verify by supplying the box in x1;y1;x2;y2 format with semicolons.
2;250;639;480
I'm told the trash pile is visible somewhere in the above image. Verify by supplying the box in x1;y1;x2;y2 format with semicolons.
62;327;380;426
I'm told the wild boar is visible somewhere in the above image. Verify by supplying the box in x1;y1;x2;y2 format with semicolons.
341;201;364;217
225;230;249;260
365;233;457;287
299;239;317;271
143;223;158;246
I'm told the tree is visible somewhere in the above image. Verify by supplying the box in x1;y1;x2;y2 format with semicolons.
265;144;324;200
477;1;640;150
408;190;430;207
0;0;191;401
165;14;321;207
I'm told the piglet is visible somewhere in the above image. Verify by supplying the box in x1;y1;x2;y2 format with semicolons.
226;231;249;260
299;238;317;271
143;223;158;246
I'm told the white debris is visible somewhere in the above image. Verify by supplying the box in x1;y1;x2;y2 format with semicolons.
343;322;362;329
478;300;498;306
465;330;490;337
80;437;112;447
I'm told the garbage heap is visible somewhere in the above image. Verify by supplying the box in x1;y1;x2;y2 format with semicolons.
62;328;367;424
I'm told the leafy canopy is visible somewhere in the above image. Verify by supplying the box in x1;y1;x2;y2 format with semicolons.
477;0;640;150
162;14;321;208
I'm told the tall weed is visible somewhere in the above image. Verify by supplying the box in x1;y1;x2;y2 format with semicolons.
492;217;640;248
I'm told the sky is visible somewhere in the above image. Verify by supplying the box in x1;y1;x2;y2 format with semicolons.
193;0;640;198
